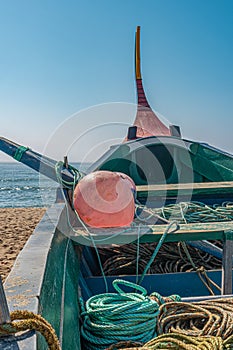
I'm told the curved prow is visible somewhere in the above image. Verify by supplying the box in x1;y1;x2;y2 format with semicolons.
126;26;172;141
135;26;150;109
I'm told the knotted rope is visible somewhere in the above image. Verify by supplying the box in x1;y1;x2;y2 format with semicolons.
0;310;61;350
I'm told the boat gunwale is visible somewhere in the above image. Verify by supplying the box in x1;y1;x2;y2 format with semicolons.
1;203;65;350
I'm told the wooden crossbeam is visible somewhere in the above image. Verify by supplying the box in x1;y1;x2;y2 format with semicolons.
70;221;233;245
137;181;233;192
137;181;233;199
149;221;233;235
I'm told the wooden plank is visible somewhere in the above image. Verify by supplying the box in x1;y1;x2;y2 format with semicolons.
70;221;233;245
137;181;233;192
149;221;233;234
137;182;233;198
222;232;233;295
0;276;10;324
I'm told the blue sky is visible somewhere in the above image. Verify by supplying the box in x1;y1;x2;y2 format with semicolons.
0;0;233;162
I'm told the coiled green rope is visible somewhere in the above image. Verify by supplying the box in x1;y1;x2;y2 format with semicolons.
80;279;180;350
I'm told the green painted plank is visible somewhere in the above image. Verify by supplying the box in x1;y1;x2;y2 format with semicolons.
190;144;233;182
38;231;81;350
70;221;233;245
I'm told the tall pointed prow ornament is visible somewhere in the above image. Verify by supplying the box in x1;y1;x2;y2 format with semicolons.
126;26;180;141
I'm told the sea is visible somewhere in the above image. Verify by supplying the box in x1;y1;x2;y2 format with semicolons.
0;162;89;208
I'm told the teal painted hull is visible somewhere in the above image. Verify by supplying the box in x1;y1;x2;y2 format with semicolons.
2;199;233;349
2;22;233;348
90;137;233;185
2;205;81;350
2;136;233;350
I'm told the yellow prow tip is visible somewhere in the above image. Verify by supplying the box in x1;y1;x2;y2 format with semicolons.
135;26;142;80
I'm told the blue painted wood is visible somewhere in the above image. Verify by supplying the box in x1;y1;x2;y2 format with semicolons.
84;271;223;300
0;137;76;185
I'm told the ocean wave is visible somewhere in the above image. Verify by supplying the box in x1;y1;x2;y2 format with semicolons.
0;163;58;207
0;186;57;192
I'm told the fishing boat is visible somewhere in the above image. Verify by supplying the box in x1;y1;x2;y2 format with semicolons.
1;26;233;350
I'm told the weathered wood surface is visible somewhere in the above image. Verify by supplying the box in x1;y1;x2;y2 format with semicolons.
137;181;233;197
150;221;233;234
70;221;233;245
137;181;233;192
222;237;233;295
0;276;10;324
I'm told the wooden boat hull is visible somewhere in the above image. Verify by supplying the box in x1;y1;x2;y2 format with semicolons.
1;25;233;349
1;205;80;350
2;201;233;349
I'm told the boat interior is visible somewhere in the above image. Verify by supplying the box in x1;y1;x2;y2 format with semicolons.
89;136;233;186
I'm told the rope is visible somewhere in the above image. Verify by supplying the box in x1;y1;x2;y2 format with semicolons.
106;333;225;349
180;241;221;295
55;160;83;189
135;201;233;224
157;298;233;339
105;340;144;349
138;221;179;284
56;166;225;286
98;201;230;279
107;333;233;349
80;279;180;350
143;333;224;349
98;240;222;276
0;310;61;350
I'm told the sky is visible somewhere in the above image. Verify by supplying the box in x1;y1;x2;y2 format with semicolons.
0;0;233;162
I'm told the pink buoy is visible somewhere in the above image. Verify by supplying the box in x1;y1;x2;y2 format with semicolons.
73;171;136;228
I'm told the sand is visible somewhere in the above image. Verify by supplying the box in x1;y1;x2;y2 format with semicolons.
0;207;46;282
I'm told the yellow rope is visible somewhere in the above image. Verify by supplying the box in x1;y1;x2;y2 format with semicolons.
108;333;224;349
108;297;233;349
0;310;61;350
143;333;224;349
105;341;145;349
157;299;233;339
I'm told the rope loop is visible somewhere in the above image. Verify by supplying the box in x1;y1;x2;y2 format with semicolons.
55;160;83;189
113;279;147;296
0;310;61;350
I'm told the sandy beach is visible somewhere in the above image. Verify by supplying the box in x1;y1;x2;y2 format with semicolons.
0;207;46;282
